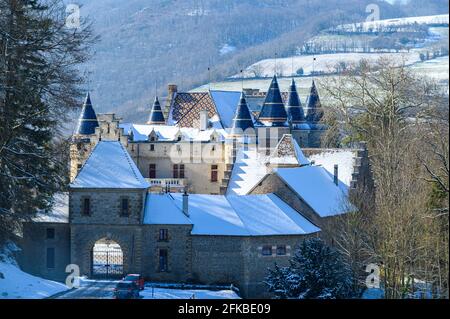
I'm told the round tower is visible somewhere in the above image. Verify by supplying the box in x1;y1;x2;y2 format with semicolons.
70;93;99;181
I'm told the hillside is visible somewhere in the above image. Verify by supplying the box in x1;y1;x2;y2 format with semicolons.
63;0;449;126
72;0;412;123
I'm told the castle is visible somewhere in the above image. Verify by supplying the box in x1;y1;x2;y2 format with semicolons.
20;76;372;298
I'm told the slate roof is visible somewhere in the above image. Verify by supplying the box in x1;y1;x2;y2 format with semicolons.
258;75;288;126
75;93;99;135
305;81;324;123
230;93;255;134
286;79;306;124
147;97;165;124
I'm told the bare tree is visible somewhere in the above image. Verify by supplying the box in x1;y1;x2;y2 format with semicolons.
320;58;449;298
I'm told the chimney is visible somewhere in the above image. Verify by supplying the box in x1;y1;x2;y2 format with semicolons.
182;190;189;217
199;110;209;131
334;164;339;185
163;84;178;120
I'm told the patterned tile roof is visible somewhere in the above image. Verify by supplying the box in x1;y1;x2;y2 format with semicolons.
169;92;219;128
168;90;290;129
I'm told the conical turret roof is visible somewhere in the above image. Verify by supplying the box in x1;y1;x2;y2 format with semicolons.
147;96;165;125
258;75;288;126
286;78;305;124
231;92;254;134
75;93;99;135
305;81;323;123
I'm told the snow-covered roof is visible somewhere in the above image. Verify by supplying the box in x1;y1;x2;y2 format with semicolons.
120;123;227;142
227;137;309;195
143;193;320;236
275;166;352;217
70;141;150;189
32;193;69;223
143;194;192;225
227;147;270;196
266;134;310;166
307;150;356;186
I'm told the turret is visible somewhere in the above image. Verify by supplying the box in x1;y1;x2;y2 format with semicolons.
75;93;99;135
147;96;165;125
305;81;324;123
286;78;306;125
258;75;288;127
231;92;254;135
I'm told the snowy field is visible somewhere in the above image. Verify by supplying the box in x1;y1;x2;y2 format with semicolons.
410;55;449;81
0;244;67;299
235;52;421;78
333;14;449;33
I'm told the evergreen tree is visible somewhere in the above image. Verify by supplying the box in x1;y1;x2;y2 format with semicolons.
0;0;94;242
265;238;355;299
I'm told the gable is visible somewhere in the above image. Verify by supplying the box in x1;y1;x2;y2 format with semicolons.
70;141;150;189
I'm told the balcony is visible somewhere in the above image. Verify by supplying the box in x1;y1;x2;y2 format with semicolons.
145;178;187;191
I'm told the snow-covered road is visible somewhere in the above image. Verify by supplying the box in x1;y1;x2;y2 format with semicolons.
53;280;117;299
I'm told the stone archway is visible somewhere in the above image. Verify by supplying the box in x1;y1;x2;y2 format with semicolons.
91;238;124;278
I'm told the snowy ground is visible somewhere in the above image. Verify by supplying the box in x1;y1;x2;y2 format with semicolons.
235;52;421;78
410;55;449;81
141;286;240;299
0;243;68;299
333;14;449;33
53;278;241;299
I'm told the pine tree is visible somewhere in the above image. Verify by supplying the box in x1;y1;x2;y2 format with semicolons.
265;238;355;299
0;0;94;242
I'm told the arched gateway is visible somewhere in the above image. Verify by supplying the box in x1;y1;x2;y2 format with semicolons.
91;238;124;278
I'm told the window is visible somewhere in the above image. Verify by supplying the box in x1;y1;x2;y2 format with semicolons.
46;228;55;240
159;229;169;241
46;248;55;269
173;164;185;179
121;198;129;217
82;197;91;216
211;165;218;182
149;164;156;178
159;249;168;272
150;144;155;151
262;246;272;256
77;164;82;172
276;245;287;256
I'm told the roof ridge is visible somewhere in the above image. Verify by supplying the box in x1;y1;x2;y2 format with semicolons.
118;142;143;184
74;141;100;179
224;195;252;236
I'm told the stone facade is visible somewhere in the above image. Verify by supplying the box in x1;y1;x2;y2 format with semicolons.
22;218;312;298
21;222;71;282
